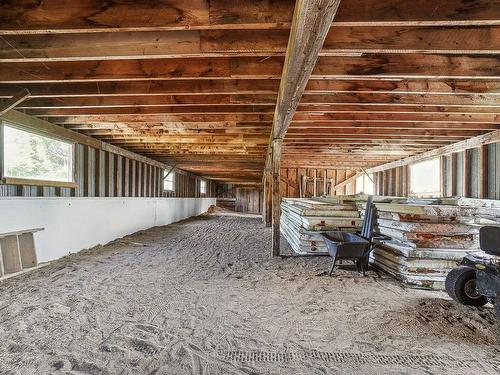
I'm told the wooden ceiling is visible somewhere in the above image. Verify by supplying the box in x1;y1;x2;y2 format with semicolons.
0;0;499;184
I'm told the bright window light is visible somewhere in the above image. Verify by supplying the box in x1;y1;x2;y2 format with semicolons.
3;125;73;182
163;170;174;191
409;158;441;197
200;180;207;194
355;173;374;195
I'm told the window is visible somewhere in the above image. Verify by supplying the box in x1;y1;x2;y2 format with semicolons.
409;158;441;197
2;124;74;183
200;180;207;195
163;170;174;191
355;173;374;195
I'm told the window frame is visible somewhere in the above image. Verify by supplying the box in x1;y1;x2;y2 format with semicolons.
0;120;77;188
163;169;175;192
408;157;442;198
200;179;207;195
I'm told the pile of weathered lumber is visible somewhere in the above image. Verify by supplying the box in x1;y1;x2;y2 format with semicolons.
280;194;500;289
280;198;361;255
370;197;500;289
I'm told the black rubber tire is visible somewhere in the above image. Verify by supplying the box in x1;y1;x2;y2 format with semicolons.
445;266;488;307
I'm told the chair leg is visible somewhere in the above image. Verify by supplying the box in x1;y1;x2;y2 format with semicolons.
361;257;368;276
328;257;337;276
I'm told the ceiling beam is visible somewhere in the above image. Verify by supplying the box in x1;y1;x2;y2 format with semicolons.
15;92;500;108
1;26;497;62
2;54;499;84
366;129;500;174
0;0;498;34
1;78;497;98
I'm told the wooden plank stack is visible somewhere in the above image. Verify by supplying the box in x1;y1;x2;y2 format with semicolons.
280;198;361;255
369;197;500;290
280;194;500;289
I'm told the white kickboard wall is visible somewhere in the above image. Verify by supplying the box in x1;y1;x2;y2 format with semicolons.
0;197;215;262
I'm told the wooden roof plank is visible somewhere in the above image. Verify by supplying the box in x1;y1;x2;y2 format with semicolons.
0;26;498;62
1;0;499;34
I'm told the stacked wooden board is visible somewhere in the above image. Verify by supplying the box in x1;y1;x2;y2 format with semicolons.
370;197;500;290
280;194;500;289
280;198;361;255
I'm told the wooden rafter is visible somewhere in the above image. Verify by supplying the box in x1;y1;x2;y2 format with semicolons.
1;26;498;62
1;0;499;35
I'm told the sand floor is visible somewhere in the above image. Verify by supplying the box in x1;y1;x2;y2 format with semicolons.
0;214;498;374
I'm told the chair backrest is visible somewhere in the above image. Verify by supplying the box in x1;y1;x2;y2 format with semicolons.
479;226;500;256
360;195;375;239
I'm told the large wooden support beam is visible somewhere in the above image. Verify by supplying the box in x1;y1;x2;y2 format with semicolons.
271;140;283;256
0;88;30;116
366;129;500;174
268;0;342;256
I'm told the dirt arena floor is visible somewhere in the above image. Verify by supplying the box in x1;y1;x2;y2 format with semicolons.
0;214;498;374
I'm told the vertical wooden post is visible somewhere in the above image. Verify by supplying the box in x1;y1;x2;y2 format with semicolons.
440;156;446;197
113;154;120;197
130;160;136;197
451;153;458;196
323;169;327;197
387;169;393;196
104;151;111;197
479;145;488;199
122;157;129;197
463;150;471;198
262;0;342;256
394;167;401;196
403;165;410;197
83;146;89;196
313;169;317;197
262;172;272;226
136;162;141;197
272;139;282;256
302;174;307;198
94;149;101;197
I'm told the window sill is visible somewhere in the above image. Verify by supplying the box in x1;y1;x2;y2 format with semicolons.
2;177;78;188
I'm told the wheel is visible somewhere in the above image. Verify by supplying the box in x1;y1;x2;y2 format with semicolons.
445;266;488;307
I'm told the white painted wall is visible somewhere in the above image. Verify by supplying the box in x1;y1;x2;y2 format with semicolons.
0;198;215;262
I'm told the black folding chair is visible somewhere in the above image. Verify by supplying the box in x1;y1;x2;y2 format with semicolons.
321;196;377;276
